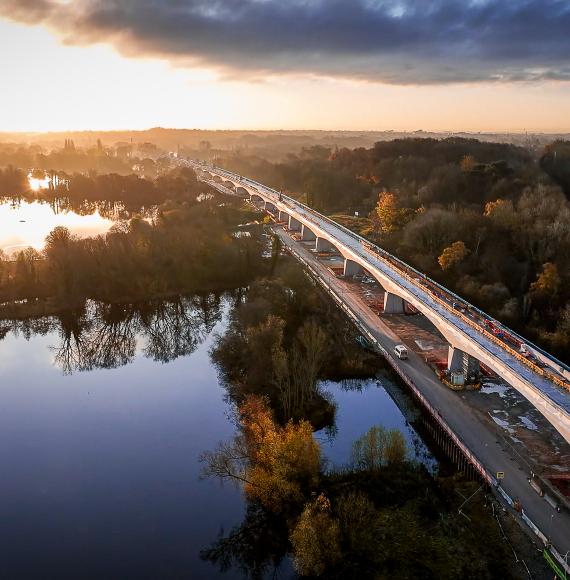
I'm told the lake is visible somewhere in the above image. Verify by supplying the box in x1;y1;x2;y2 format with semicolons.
0;199;116;256
0;296;434;579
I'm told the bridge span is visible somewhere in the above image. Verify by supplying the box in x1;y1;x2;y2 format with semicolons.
189;160;570;446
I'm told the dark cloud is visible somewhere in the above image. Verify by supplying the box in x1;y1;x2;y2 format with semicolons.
2;0;570;84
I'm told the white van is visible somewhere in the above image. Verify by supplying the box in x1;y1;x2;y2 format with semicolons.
394;344;408;360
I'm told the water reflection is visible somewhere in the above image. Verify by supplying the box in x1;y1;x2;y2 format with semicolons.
0;292;440;579
0;199;116;255
0;295;245;580
2;295;224;374
319;378;437;473
201;504;291;580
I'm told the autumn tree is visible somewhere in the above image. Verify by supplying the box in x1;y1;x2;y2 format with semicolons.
460;154;476;172
438;241;470;271
530;262;560;299
290;493;341;576
372;191;412;235
201;395;321;512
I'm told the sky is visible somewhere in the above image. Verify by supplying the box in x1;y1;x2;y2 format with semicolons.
0;0;570;133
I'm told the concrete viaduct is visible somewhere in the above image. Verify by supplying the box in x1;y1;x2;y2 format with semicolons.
189;160;570;445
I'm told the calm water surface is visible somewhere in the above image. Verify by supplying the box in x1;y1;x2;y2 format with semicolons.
0;199;115;255
0;296;433;579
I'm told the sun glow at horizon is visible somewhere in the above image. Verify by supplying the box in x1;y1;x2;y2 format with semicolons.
0;18;570;134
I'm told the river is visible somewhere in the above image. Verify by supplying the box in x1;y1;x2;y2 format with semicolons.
0;295;434;579
0;198;121;256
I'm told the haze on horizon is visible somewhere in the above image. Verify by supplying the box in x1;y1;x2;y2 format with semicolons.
1;0;570;134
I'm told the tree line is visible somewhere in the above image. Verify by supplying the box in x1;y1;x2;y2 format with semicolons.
0;139;165;176
0;166;203;213
0;196;266;311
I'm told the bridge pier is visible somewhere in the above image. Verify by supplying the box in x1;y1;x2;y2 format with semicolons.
288;216;302;232
278;210;289;222
343;259;364;277
301;225;316;241
448;347;481;380
383;292;405;314
315;237;336;252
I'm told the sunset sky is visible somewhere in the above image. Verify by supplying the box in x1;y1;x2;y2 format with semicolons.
1;0;570;133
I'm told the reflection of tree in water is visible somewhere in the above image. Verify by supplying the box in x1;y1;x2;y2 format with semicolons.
52;303;137;373
1;194;154;221
140;294;221;363
200;504;290;580
8;316;59;341
45;294;222;373
52;306;93;374
77;303;139;371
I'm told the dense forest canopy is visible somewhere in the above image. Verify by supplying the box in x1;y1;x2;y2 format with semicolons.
216;138;570;361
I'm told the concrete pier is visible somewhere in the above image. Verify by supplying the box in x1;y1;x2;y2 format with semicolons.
383;292;405;314
301;224;316;241
343;258;364;277
288;215;302;231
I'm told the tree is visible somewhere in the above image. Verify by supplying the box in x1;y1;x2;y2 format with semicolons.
384;429;407;465
336;491;378;557
0;249;7;288
438;241;469;271
351;425;407;471
269;233;281;276
272;319;328;419
44;226;78;300
295;319;328;400
401;208;460;255
559;304;570;335
460;154;476;172
530;262;560;299
14;247;41;297
540;140;570;197
201;395;321;512
290;494;341;576
199;140;212;151
373;191;407;234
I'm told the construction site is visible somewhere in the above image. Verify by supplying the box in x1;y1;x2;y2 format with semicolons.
287;227;570;507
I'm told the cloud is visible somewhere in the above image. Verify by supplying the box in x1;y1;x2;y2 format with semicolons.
1;0;570;84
